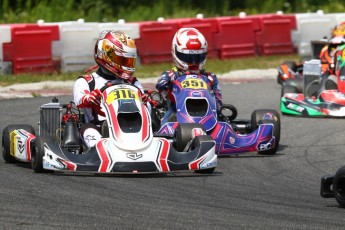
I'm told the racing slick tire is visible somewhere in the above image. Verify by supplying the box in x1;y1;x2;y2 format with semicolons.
251;110;280;155
304;79;320;98
333;165;345;207
281;84;298;97
174;123;206;152
325;75;338;90
2;124;35;163
192;135;216;174
219;104;237;121
31;136;53;173
281;78;303;96
258;120;280;155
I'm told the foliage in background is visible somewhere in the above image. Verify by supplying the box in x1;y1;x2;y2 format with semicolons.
1;0;345;23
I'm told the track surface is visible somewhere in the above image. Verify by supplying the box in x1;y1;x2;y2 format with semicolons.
1;80;345;229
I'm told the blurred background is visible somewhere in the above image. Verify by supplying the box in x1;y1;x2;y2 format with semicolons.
1;0;345;23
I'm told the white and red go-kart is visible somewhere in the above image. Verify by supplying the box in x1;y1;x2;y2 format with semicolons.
2;83;217;174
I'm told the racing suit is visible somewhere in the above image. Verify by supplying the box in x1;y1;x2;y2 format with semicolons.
156;67;222;125
73;67;145;148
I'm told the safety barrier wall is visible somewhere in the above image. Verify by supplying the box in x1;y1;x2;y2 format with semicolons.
0;12;345;75
37;19;140;72
2;24;59;74
0;25;11;73
135;20;179;64
248;14;297;55
292;12;345;57
214;16;256;59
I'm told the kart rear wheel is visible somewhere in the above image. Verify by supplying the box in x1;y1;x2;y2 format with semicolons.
2;124;35;163
31;136;53;173
251;110;280;155
174;123;206;152
333;165;345;207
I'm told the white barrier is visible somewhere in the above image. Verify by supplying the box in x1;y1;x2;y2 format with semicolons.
38;19;141;73
292;12;334;57
292;12;345;57
0;26;12;74
98;21;140;40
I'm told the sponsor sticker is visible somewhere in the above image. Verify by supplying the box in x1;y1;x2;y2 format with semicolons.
106;89;138;104
287;103;305;112
259;142;272;151
181;79;207;89
126;152;143;160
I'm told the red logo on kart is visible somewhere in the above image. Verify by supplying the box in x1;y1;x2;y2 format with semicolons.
192;128;204;137
229;137;235;144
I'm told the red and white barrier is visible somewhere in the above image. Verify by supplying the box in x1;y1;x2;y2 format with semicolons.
0;12;344;75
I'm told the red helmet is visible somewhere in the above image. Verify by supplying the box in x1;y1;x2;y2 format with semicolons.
94;31;137;80
171;28;208;72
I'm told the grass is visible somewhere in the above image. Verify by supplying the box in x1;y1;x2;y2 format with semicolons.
0;54;300;87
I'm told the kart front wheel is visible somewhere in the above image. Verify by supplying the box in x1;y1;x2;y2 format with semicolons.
195;167;215;174
220;104;237;121
251;110;281;155
281;84;298;97
174;123;206;152
31;136;53;173
2;124;35;163
192;135;216;174
258;120;280;155
333;165;345;207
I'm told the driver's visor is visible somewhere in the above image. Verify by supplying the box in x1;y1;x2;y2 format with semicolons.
175;48;207;64
110;53;136;69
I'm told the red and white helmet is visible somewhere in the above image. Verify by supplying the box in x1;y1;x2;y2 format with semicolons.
171;28;208;72
94;30;137;80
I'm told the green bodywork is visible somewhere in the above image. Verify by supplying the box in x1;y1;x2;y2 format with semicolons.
280;96;324;116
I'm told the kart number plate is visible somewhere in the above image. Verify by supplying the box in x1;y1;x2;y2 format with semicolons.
106;89;138;104
181;79;207;89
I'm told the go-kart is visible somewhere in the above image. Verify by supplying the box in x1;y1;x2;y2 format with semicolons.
277;38;334;85
2;83;217;174
148;74;280;156
321;165;345;208
280;58;345;117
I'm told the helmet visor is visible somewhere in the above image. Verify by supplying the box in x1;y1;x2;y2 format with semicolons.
109;53;136;69
175;48;207;64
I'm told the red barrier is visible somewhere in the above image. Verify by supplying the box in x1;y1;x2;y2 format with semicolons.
135;21;179;64
248;14;297;55
214;16;257;59
3;24;59;74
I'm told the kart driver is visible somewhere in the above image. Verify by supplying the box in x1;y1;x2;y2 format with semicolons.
73;30;147;148
333;43;345;94
155;27;222;125
319;35;345;73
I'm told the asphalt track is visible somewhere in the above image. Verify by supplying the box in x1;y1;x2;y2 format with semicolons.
1;79;345;229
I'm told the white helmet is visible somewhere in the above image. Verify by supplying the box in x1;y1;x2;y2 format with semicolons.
171;28;208;72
